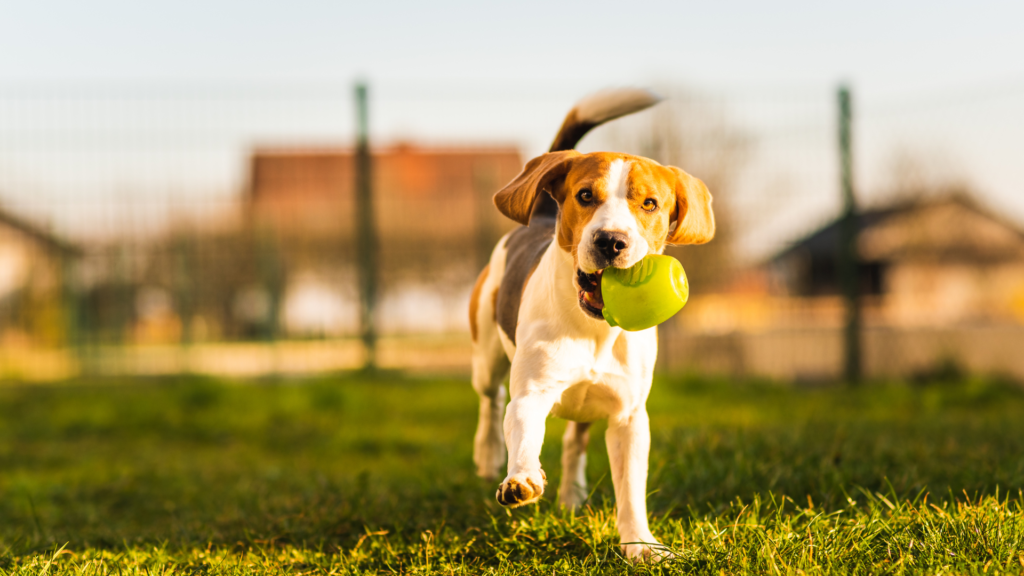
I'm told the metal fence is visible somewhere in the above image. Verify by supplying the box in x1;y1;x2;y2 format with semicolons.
1;80;1022;381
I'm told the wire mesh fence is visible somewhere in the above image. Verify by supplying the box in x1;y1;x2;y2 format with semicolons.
1;80;1022;381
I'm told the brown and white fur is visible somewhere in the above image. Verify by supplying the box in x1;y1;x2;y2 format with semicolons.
468;88;715;561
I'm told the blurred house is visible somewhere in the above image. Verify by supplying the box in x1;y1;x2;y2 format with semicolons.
662;195;1024;380
247;143;522;243
0;205;79;345
245;143;523;336
769;194;1024;326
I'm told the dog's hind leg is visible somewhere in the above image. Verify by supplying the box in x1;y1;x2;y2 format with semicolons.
471;349;509;480
558;421;591;509
469;264;510;480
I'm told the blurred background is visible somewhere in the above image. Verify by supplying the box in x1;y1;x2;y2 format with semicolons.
1;1;1023;383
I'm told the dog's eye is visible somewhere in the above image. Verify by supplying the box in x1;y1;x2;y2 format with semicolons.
643;198;658;212
576;189;593;205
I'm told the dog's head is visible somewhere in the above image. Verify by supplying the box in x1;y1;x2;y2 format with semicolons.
494;150;714;320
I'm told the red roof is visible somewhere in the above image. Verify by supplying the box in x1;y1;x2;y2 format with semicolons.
248;144;523;240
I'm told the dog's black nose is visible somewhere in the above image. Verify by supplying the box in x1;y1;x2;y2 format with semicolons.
593;230;629;260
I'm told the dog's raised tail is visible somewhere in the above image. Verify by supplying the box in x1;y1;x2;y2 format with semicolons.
549;88;662;152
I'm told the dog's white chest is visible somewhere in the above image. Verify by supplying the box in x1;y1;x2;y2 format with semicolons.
549;370;645;422
549;379;618;422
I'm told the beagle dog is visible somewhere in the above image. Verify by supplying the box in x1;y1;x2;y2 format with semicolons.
468;88;714;560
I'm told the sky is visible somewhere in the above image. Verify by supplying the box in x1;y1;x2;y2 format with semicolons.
3;0;1021;90
0;0;1022;248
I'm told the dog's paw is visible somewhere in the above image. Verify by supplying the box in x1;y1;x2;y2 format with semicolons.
474;449;504;481
473;431;506;481
495;470;546;507
621;538;674;563
557;483;588;510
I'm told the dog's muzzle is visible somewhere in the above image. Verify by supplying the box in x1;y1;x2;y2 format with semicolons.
576;268;605;319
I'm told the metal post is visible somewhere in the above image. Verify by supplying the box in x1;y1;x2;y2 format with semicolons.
173;235;194;346
60;250;83;376
354;82;378;370
255;229;283;343
838;85;862;383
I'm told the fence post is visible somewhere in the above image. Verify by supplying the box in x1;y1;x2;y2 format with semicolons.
354;82;378;370
60;250;83;377
838;85;862;383
255;229;284;343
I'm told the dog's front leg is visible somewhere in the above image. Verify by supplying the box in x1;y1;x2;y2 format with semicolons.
606;408;667;561
495;392;555;507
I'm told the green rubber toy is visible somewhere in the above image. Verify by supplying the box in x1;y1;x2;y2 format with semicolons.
601;254;689;331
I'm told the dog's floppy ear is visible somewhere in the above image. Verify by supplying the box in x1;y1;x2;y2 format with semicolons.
666;166;715;245
493;150;579;225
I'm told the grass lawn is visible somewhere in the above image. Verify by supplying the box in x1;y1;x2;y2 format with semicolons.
1;372;1024;574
